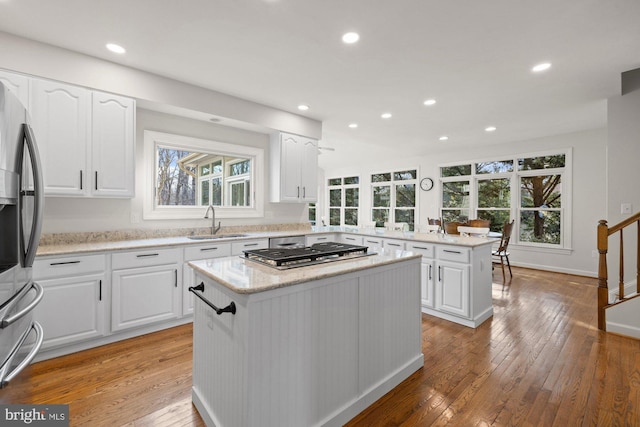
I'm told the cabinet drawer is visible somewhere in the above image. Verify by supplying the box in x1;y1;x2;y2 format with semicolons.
184;243;231;261
34;254;106;279
436;246;470;263
306;234;337;245
407;242;435;258
383;239;406;250
112;248;180;269
341;234;364;245
231;239;269;255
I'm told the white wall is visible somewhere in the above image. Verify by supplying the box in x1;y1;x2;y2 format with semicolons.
321;128;607;277
606;85;640;288
42;109;309;233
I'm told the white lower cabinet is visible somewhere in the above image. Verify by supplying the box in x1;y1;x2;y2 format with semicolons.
33;254;106;349
436;260;470;317
407;243;435;309
111;248;181;332
340;233;363;245
183;243;232;315
230;239;269;256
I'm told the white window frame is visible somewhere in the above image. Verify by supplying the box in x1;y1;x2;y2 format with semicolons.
143;130;264;220
438;148;572;251
371;169;417;230
327;176;360;226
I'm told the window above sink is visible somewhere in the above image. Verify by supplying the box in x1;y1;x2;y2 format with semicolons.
143;130;265;220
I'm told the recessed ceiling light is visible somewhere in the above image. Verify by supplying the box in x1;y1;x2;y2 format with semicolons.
485;126;497;132
342;32;360;44
106;43;126;54
381;113;392;119
532;62;551;72
423;99;437;106
348;123;358;129
297;104;309;111
439;136;449;141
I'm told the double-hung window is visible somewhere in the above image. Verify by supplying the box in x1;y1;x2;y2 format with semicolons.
439;150;570;248
328;176;360;226
371;169;417;231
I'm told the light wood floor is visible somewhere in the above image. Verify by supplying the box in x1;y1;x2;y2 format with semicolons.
2;267;639;426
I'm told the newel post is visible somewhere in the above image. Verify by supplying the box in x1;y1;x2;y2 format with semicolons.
597;219;609;331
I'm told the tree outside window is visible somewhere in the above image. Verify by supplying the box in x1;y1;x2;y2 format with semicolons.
328;176;360;226
372;170;416;230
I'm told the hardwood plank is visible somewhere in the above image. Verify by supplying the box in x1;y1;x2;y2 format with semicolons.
1;266;639;426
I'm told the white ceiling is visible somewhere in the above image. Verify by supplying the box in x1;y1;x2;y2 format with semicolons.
1;0;639;167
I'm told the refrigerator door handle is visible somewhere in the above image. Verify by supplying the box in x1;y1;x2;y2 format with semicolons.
21;123;44;268
0;282;43;328
0;321;44;388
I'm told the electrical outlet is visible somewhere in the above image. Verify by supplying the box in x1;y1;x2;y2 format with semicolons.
621;203;632;214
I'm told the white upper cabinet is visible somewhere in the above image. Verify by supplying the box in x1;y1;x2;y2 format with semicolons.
25;74;136;198
30;78;90;196
91;91;135;197
0;69;30;106
270;132;318;203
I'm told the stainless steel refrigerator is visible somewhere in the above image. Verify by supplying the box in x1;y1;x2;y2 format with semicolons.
0;81;45;388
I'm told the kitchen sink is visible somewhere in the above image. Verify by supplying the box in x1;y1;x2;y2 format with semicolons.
188;234;247;240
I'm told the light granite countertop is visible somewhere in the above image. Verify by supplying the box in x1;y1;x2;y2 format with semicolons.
35;226;497;257
189;249;422;294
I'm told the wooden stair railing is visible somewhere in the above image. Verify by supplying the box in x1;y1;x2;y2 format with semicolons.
597;213;640;330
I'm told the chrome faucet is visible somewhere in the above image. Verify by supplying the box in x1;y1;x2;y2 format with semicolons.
204;205;221;235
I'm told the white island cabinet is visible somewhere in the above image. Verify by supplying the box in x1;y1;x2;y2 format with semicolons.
189;251;423;427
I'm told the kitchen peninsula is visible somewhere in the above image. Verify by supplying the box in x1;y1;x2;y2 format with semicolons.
188;248;423;427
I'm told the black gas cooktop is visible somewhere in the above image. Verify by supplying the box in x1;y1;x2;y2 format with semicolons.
242;242;374;269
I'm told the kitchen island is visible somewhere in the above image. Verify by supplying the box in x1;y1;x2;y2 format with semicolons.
188;249;423;427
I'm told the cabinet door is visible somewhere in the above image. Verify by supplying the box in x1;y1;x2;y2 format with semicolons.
421;259;436;309
436;261;470;317
279;134;303;201
306;234;337;246
33;274;105;349
299;136;318;202
340;234;363;245
111;264;180;332
30;78;90;196
91;91;135;197
0;70;29;106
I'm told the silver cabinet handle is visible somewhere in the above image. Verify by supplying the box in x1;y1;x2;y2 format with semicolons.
443;249;462;254
0;282;44;328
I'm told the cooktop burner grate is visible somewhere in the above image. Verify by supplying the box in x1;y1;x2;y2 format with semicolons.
243;242;373;269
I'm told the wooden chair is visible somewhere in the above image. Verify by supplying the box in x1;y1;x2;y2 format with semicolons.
492;220;514;282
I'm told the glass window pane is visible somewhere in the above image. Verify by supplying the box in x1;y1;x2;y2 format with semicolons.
345;208;358;226
442;209;469;223
478;178;510;208
344;176;359;185
371;173;391;183
395;209;415;231
328;178;342;186
229;160;250;176
329;208;341;226
476;210;510;232
518;154;565;170
520;175;562;208
308;203;316;224
329;189;342;207
373;186;390;207
212;178;222;206
200;180;209;205
212;160;222;174
476;160;513;174
157;148;197;206
200;164;211;176
442;181;469;208
394;170;417;181
520;210;561;244
372;209;389;227
345;188;359;207
440;165;471;177
395;184;415;207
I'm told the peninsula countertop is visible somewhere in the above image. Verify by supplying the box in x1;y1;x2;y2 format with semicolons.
189;249;422;294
